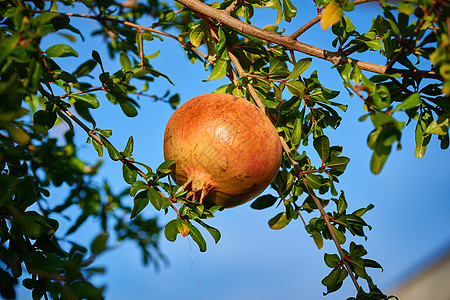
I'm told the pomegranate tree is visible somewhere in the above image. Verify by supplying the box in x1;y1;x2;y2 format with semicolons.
163;93;282;208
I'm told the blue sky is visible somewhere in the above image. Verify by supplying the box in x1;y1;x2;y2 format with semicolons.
16;1;450;299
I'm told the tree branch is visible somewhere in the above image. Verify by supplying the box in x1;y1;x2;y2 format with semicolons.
301;176;360;292
30;10;210;63
175;0;440;79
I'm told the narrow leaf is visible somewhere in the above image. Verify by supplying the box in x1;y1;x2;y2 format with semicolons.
187;223;207;252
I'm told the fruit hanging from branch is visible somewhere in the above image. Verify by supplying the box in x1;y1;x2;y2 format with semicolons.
164;93;282;208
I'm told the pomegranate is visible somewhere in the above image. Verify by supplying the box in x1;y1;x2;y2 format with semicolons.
163;93;282;208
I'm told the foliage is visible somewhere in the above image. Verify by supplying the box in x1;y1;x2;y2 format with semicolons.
0;0;448;299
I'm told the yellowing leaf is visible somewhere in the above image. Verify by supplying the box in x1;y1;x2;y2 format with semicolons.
176;219;190;237
321;2;343;31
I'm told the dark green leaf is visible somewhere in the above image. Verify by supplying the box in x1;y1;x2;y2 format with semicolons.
147;188;163;211
250;194;278;210
313;135;330;162
122;164;137;184
98;135;121;161
187;223;207;252
130;191;149;219
195;219;221;243
164;219;179;242
119;102;138;117
91;50;103;68
91;233;108;255
130;180;148;197
324;253;341;268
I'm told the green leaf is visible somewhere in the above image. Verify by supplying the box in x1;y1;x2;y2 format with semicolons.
324;253;341;268
286;80;305;98
312;232;323;249
250;194;278;210
313;135;330;163
322;267;348;287
393;93;420;112
364;259;383;271
204;57;229;81
71;94;100;109
157;160;175;175
327;156;350;174
45;44;79;57
187;223;207;252
189;24;204;47
269;57;285;75
305;174;322;189
119;102;138;117
130;190;149;219
147;188;163;211
425;115;449;135
370;146;390;174
98;135;121;161
268;212;291;230
291;109;304;146
164;219;179;242
398;2;415;15
195;219;221;243
130;180;148;197
120;52;132;70
91;50;103;68
123;136;134;157
415;111;432;158
122;164;137;184
286;58;312;81
282;0;297;22
90;233;109;255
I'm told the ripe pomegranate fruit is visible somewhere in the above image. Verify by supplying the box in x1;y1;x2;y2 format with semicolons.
163;93;282;208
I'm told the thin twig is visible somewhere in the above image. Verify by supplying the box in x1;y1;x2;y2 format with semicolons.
30;10;210;63
290;15;322;39
137;29;144;70
225;0;242;15
301;177;360;292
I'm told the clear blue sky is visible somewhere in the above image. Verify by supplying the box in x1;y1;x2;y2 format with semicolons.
16;1;450;299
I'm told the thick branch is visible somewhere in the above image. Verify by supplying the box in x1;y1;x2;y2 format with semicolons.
175;0;440;79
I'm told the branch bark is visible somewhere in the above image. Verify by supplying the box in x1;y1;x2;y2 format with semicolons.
175;0;440;79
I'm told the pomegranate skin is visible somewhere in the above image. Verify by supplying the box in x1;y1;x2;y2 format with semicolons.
163;93;282;208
